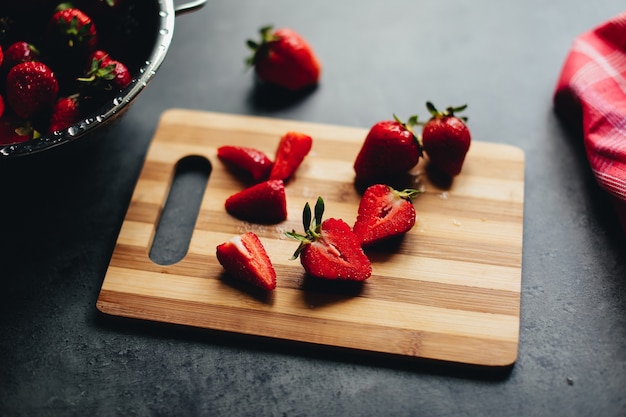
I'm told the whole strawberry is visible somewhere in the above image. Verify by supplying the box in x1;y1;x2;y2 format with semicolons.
216;232;277;291
45;7;98;54
352;184;420;246
286;197;372;281
48;94;80;133
421;102;471;177
246;25;321;91
78;50;131;106
6;61;59;119
2;41;40;70
353;115;422;183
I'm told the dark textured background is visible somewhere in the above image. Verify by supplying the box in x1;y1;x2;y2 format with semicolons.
1;1;625;416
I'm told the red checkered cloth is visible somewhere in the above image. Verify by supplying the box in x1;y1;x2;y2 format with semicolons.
554;11;626;233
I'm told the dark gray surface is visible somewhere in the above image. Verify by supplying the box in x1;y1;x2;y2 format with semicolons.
2;1;625;416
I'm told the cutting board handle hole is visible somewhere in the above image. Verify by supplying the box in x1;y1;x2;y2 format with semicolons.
149;155;212;265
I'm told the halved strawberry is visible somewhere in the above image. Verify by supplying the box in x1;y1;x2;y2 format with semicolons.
352;184;421;246
224;179;287;224
217;145;273;183
286;197;372;281
216;232;277;290
268;131;312;181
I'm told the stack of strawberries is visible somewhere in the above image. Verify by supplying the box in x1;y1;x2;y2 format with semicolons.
0;0;132;145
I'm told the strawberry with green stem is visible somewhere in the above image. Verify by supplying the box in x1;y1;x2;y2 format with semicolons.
286;197;372;281
246;25;321;91
352;184;421;246
353;114;423;183
420;102;471;177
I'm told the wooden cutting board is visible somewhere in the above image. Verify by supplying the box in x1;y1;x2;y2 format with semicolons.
97;109;525;367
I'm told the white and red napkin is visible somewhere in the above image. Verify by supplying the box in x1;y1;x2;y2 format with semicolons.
554;11;626;234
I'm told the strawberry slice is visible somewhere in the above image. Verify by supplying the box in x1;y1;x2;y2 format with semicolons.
225;179;287;224
286;197;372;281
268;131;312;181
217;145;273;183
352;184;421;246
216;232;277;290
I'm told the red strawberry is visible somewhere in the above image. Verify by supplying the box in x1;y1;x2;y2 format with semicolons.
78;50;131;93
353;115;423;183
286;197;372;281
2;41;40;70
352;184;421;246
217;145;273;183
48;94;80;132
246;25;321;91
225;179;287;224
6;61;59;119
216;232;277;290
0;94;4;119
268;131;312;181
0;116;34;145
421;102;471;177
46;7;98;55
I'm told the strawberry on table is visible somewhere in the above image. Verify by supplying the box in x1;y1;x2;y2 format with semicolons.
224;179;287;224
286;197;372;281
216;232;277;290
353;115;423;183
421;102;471;177
217;145;273;183
269;131;312;181
246;25;321;91
6;61;59;119
352;184;421;247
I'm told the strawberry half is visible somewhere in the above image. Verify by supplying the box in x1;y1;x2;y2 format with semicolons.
216;232;277;290
246;25;321;91
421;102;471;177
217;145;273;183
352;184;421;246
224;179;287;224
268;131;313;181
286;197;372;281
353;115;423;183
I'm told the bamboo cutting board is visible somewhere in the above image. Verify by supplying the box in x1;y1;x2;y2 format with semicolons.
97;109;525;367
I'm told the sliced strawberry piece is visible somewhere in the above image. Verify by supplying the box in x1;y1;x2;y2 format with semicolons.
353;184;420;246
217;145;273;183
216;232;277;290
224;179;287;224
287;197;372;281
268;131;312;181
